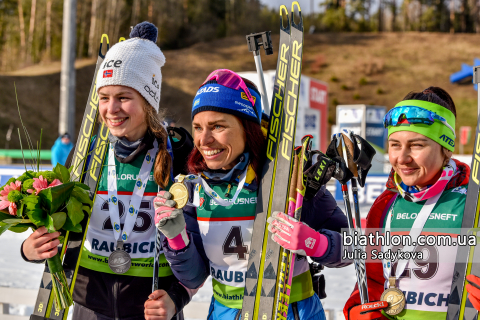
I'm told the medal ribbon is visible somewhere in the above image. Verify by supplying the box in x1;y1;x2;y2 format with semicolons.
382;159;456;283
107;140;159;242
182;169;247;207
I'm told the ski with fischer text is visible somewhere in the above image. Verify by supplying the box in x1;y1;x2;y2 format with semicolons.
241;4;292;320
30;34;110;320
242;3;304;319
447;66;480;320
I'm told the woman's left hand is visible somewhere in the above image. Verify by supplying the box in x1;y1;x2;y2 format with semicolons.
466;274;480;311
267;211;328;257
144;290;177;320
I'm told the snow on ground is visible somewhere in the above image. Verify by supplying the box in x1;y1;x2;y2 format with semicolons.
0;201;362;319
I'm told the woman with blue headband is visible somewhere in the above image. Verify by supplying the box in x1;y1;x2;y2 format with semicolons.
153;69;351;320
344;87;472;319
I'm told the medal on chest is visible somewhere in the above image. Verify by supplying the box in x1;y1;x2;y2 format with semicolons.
108;240;132;274
107;141;158;274
381;276;406;315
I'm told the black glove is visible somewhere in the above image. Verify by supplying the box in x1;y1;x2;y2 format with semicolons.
303;151;353;200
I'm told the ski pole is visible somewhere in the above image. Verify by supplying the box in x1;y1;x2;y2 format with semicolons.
246;31;273;115
274;146;300;319
338;133;369;304
274;135;313;319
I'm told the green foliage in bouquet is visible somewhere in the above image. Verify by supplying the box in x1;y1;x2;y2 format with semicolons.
0;163;93;236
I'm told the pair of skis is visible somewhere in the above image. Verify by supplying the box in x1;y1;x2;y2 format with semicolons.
242;2;304;319
30;34;111;320
447;66;480;320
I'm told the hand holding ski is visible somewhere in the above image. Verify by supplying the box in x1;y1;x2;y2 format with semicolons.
268;211;328;257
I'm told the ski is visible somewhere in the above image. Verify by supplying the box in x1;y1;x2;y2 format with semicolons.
241;5;292;320
253;3;304;319
30;34;110;320
447;66;480;320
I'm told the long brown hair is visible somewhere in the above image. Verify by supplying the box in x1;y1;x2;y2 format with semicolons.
143;102;172;189
187;117;265;181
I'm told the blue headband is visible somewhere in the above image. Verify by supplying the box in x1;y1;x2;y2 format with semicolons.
191;83;262;124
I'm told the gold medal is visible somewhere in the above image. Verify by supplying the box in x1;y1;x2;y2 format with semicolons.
169;175;188;209
380;277;406;316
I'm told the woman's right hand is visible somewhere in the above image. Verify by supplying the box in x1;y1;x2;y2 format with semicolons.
349;301;389;320
23;227;61;261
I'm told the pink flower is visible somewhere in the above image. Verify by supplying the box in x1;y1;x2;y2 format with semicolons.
27;176;62;195
0;180;22;216
8;202;17;216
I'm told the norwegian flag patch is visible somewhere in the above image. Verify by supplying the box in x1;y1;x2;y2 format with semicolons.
103;70;113;78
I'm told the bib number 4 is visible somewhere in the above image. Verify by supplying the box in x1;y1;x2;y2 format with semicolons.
223;226;248;260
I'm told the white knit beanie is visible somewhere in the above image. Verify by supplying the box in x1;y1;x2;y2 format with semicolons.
96;22;165;112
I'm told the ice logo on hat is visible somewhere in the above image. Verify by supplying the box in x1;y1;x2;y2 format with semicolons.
122;232;128;241
152;74;159;89
111;196;118;205
136;179;142;189
129;205;135;216
114;222;120;232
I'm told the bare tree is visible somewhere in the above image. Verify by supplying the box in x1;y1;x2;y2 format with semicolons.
450;0;455;33
87;0;98;57
131;0;140;26
391;0;397;30
18;0;26;63
379;0;383;31
26;0;37;63
46;0;52;61
148;0;153;22
78;0;89;57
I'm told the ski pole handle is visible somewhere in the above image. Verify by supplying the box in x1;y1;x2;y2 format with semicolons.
246;31;273;115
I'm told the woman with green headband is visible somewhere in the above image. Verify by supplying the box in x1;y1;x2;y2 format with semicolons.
343;87;471;319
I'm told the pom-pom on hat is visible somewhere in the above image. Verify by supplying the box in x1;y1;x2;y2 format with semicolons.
96;21;165;112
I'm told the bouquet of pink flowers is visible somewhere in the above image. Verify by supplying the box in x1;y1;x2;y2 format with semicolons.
0;163;93;309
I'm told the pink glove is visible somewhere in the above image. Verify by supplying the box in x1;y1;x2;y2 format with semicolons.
267;211;328;257
154;191;189;250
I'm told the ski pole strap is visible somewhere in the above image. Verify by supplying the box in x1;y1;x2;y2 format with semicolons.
352;134;376;187
326;130;376;187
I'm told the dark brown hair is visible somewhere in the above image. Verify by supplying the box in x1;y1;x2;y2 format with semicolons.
402;86;456;160
402;86;457;118
187;117;265;182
